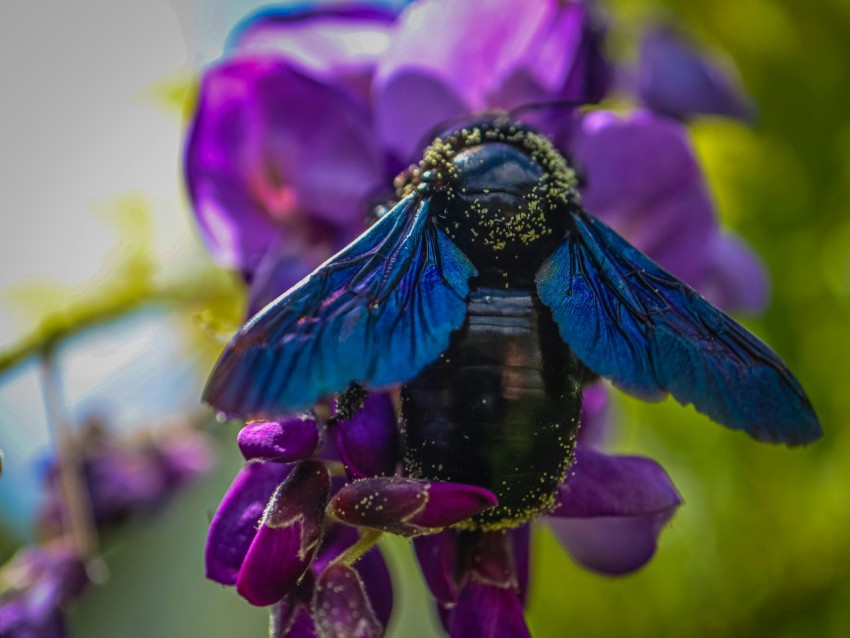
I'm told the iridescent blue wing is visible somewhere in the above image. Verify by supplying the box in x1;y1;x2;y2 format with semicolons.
536;212;820;445
204;195;477;419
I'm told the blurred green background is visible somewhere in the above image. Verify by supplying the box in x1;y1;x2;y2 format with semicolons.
3;0;850;636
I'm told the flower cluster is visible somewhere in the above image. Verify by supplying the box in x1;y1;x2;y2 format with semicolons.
186;1;765;635
0;419;215;637
37;418;215;539
0;543;89;638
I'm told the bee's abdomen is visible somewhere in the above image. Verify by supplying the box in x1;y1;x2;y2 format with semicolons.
400;288;583;530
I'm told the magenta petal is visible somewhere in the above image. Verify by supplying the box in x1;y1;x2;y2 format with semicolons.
236;461;330;606
237;522;309;606
205;461;290;585
417;483;498;528
413;531;458;603
329;478;496;536
238;417;319;462
549;446;681;575
448;582;530;638
638;23;756;122
314;564;383;638
335;393;399;479
695;233;770;314
185;59;384;275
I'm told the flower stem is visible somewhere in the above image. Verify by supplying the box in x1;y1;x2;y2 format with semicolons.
39;348;99;560
332;528;384;566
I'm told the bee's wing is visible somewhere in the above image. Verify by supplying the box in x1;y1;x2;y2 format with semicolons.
204;195;477;419
535;212;820;445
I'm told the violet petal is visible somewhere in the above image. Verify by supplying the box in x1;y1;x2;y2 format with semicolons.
205;460;291;585
236;461;330;606
335;393;399;479
511;526;531;607
694;232;770;314
548;513;676;576
314;564;383;638
312;524;394;628
353;541;394;629
553;446;681;518
238;416;319;462
271;573;318;638
578;382;609;447
374;0;549;161
571;109;717;284
329;478;496;536
549;446;682;575
638;23;756;122
413;531;458;603
448;582;530;638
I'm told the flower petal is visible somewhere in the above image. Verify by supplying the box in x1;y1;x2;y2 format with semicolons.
571;110;717;284
549;446;681;575
638;23;756;122
578;382;609;447
236;461;330;606
271;573;318;638
335;393;399;479
511;526;531;607
238;416;319;462
413;531;458;603
205;460;290;585
185;59;384;276
694;232;770;314
314;564;383;638
548;513;676;576
447;582;530;638
553;446;681;518
230;4;397;100
329;478;496;536
374;0;548;161
353;542;394;629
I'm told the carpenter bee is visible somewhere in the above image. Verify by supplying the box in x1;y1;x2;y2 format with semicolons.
204;118;820;529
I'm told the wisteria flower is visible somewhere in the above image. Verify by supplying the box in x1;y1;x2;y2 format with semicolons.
38;419;215;538
185;1;814;636
636;21;756;123
0;542;89;638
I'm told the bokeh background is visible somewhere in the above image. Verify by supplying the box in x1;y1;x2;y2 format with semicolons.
1;0;849;636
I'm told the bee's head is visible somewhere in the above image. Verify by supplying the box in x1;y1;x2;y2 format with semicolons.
397;119;581;285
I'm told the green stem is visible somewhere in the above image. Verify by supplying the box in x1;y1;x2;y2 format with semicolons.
332;528;384;566
0;269;240;379
39;349;99;559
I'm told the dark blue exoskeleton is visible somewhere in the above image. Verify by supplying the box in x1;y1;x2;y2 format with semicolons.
204;119;820;529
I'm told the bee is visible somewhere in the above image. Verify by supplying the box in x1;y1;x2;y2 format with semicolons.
204;118;820;530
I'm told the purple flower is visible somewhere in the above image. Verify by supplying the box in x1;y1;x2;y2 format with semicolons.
637;22;756;122
570;109;768;313
0;543;88;638
185;0;611;314
38;420;215;538
188;1;777;635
